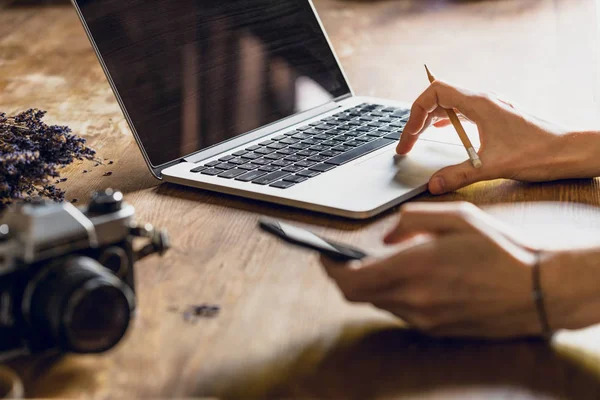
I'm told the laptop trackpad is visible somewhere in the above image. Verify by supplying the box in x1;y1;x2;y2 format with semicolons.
356;140;469;184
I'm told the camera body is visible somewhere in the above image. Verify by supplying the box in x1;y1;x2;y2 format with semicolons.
0;190;168;361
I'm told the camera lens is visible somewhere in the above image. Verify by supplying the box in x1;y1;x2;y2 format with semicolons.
25;256;135;354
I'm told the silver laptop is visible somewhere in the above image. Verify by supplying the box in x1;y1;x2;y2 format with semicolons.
72;0;471;219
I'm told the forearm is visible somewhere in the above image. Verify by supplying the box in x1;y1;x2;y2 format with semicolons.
542;248;600;331
545;130;600;179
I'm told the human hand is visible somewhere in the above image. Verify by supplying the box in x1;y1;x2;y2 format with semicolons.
320;202;544;339
399;81;600;194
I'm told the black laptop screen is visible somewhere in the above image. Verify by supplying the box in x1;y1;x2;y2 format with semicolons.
75;0;351;167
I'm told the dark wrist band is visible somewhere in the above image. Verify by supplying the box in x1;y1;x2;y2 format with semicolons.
532;251;553;340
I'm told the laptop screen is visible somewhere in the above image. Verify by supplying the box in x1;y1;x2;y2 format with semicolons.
75;0;351;167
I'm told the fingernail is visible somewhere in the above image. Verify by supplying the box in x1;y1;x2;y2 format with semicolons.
430;176;446;194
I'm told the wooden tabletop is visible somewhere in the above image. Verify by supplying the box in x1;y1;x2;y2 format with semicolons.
2;0;600;398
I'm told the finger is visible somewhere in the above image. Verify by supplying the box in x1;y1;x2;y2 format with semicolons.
397;107;447;154
428;158;488;195
384;202;481;244
402;81;486;137
398;81;488;154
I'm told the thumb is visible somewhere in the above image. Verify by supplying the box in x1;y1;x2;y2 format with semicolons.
428;160;485;194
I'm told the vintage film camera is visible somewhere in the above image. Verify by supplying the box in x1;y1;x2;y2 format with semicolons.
0;189;168;361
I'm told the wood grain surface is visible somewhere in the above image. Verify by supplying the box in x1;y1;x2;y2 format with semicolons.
2;0;600;398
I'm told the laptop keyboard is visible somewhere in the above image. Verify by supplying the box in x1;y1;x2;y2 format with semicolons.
190;103;410;189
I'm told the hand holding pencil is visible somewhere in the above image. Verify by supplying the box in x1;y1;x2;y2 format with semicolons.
424;65;482;169
397;71;575;195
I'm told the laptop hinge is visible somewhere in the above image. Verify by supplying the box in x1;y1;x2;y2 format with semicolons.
183;100;343;164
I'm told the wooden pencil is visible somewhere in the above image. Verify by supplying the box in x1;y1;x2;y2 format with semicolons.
424;65;482;169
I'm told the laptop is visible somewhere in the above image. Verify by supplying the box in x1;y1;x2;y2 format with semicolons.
72;0;473;219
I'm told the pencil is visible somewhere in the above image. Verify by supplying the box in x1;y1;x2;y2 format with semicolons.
424;65;482;169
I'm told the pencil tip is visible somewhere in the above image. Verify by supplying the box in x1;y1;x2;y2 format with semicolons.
424;64;435;82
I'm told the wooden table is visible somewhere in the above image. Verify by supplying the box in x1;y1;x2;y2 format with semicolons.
2;0;600;398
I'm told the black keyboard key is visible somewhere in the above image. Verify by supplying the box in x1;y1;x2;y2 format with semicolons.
283;175;307;183
264;153;286;160
284;130;299;136
294;160;316;168
297;170;321;178
335;125;352;131
228;158;247;165
270;180;296;189
258;165;280;173
368;122;385;128
218;169;246;179
282;165;304;173
315;124;331;130
305;128;322;135
332;145;354;153
236;170;268;182
355;136;374;142
302;138;322;146
280;138;299;145
253;171;291;185
345;141;364;147
307;155;331;162
206;160;220;167
267;143;287;150
297;150;319;157
246;145;261;151
255;148;275;155
370;112;386;117
390;121;406;128
238;163;258;171
314;134;329;140
259;140;274;146
355;126;374;132
332;136;348;142
392;109;410;117
326;138;395;166
379;117;394;123
289;143;310;150
378;126;394;132
310;145;331;152
251;158;270;165
276;148;295;155
241;153;261;160
292;133;312;140
296;125;312;131
321;140;338;146
323;130;340;136
201;168;222;176
309;163;336;172
216;163;236;170
272;135;287;141
232;150;248;157
272;160;293;167
384;131;402;140
219;155;235;162
191;166;207;173
284;155;305;162
367;130;387;137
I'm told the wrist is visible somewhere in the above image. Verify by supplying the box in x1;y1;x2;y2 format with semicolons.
540;249;600;331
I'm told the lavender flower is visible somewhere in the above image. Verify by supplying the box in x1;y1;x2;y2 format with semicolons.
0;109;97;207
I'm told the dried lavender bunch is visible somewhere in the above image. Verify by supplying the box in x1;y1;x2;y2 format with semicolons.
0;109;97;207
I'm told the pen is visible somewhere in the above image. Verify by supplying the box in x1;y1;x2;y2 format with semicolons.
424;65;482;169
